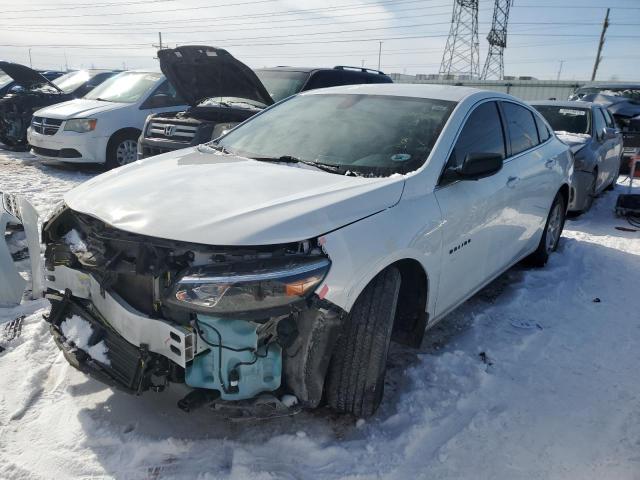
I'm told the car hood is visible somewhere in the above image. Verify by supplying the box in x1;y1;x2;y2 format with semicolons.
555;131;591;152
157;45;274;108
0;61;62;92
33;99;129;119
64;147;405;245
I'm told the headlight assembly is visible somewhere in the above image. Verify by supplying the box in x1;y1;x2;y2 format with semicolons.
168;257;330;315
64;118;97;133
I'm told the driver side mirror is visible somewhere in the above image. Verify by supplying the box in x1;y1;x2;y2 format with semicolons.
604;127;618;139
445;153;503;182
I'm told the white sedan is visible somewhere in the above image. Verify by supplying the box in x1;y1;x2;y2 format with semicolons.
41;84;573;417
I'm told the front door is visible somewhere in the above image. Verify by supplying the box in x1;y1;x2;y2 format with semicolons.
434;100;508;318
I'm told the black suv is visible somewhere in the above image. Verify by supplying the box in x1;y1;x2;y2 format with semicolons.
138;46;392;159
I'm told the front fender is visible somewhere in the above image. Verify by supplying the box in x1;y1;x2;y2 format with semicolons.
319;191;443;318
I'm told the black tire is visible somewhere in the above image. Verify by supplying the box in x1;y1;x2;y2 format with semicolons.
525;192;566;267
325;267;401;417
105;131;139;169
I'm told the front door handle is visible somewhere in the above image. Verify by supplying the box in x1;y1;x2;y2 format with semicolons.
545;159;556;169
507;176;520;188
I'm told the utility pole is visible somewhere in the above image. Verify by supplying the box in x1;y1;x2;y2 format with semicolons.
440;0;480;78
591;8;609;82
28;48;32;68
556;60;564;81
64;51;69;71
377;41;382;70
361;59;365;68
481;0;513;80
152;32;164;59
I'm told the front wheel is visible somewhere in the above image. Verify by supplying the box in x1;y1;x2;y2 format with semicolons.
106;131;139;169
325;267;401;417
525;192;566;267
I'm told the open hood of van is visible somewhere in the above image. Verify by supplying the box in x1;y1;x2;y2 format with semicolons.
157;45;274;108
0;61;62;92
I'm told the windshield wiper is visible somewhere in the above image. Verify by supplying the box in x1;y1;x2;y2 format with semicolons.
251;155;343;174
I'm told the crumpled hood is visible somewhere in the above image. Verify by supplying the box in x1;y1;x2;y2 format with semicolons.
582;93;640;118
555;131;591;152
64;147;405;245
158;45;274;108
34;99;128;119
0;61;61;91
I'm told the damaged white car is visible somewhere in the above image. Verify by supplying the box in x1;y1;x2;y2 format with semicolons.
40;84;572;417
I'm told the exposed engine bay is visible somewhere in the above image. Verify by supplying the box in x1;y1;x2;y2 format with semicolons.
42;206;342;412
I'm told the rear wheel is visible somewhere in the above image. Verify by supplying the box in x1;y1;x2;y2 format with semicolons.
325;267;401;417
525;192;566;267
106;131;139;169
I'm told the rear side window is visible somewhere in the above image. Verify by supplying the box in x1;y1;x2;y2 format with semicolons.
601;107;615;128
593;107;607;139
447;101;506;171
534;113;550;142
502;102;540;155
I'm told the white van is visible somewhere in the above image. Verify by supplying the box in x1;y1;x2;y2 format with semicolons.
27;71;187;168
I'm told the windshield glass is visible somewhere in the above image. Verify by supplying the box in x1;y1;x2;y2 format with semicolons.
84;72;162;103
53;70;92;93
573;87;640;101
254;70;308;102
216;93;456;176
533;105;591;135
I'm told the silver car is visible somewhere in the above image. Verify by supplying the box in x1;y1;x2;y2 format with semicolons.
531;101;623;213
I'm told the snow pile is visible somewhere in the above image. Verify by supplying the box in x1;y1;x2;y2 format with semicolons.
555;130;591;147
63;229;87;254
60;315;110;366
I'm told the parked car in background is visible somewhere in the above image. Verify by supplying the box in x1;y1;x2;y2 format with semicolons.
569;83;640;172
40;84;571;418
0;63;117;148
138;45;393;159
38;70;66;82
28;71;188;168
0;69;65;100
531;101;622;213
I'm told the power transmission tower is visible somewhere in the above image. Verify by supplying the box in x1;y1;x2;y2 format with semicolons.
481;0;513;80
439;0;480;79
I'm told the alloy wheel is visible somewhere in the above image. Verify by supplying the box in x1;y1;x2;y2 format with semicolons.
115;139;138;166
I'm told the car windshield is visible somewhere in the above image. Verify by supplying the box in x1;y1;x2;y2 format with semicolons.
52;70;92;93
254;70;308;102
533;105;591;135
573;87;640;101
84;72;162;103
216;93;457;176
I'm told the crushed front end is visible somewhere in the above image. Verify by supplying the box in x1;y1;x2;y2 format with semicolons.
42;206;342;411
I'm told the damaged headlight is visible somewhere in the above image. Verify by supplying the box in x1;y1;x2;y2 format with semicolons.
64;118;97;133
168;257;330;315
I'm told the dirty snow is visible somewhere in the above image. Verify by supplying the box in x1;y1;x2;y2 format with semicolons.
62;229;88;255
555;131;591;152
1;148;640;479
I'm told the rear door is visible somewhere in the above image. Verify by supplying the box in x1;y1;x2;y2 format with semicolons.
498;101;553;264
433;100;509;317
592;107;612;190
597;106;622;185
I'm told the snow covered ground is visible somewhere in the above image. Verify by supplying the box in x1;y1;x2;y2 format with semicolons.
1;148;639;480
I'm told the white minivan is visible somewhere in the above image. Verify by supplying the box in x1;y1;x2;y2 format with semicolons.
27;71;187;168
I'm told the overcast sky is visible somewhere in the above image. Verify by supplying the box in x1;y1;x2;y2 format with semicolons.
1;0;639;81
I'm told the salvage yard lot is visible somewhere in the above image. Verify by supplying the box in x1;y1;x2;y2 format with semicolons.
1;149;640;479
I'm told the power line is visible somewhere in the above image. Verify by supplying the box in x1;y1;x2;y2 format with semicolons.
3;0;174;14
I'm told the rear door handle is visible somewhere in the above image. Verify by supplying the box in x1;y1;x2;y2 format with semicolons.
545;159;556;169
507;176;520;188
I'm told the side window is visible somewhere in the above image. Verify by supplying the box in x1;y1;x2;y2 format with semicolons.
601;107;614;128
144;80;185;108
502;102;540;155
304;71;341;90
446;101;506;173
593;108;607;140
534;113;551;142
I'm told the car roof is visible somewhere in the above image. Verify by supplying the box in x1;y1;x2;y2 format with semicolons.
301;83;503;102
530;100;597;109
